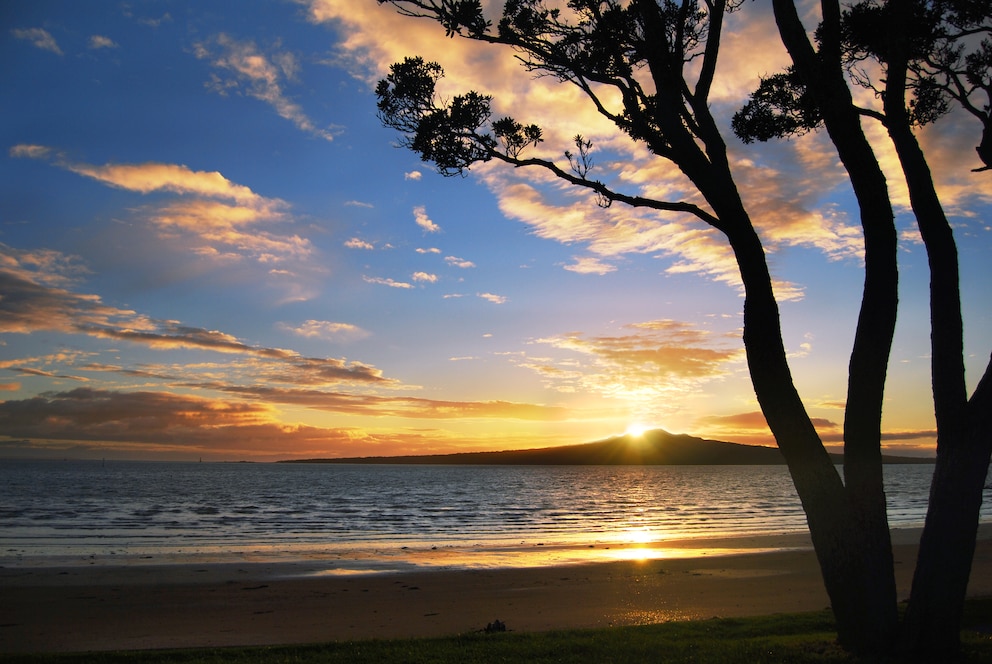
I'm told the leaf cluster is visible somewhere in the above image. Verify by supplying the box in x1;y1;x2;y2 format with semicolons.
376;57;497;175
733;0;992;145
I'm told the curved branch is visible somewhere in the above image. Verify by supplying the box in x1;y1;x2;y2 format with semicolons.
490;150;722;228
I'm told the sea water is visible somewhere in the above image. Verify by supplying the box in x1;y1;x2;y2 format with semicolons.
1;460;988;564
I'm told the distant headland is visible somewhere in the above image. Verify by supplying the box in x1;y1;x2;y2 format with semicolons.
281;429;932;465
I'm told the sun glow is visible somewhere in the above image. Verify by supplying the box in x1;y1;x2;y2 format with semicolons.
625;422;650;438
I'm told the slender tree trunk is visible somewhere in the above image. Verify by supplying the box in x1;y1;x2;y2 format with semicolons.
878;17;991;653
769;1;901;656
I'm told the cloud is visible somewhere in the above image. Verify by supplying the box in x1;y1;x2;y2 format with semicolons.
0;245;392;388
562;256;616;275
344;237;374;250
194;33;337;141
413;205;440;233
445;255;475;268
9;144;54;160
0;247;148;335
277;320;370;342
363;275;413;289
0;383;21;391
345;199;374;208
64;159;267;204
416;247;441;254
0;388;571;459
12;28;62;55
89;35;118;49
412;271;438;283
477;292;506;304
693;409;937;455
404;170;423;180
515;320;744;408
216;385;568;421
12;147;315;274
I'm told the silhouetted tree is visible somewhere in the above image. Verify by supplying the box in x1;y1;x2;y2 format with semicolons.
375;1;990;657
736;1;992;658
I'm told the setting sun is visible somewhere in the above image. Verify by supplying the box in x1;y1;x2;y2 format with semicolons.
625;423;651;438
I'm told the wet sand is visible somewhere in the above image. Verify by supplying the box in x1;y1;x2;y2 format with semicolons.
2;529;991;653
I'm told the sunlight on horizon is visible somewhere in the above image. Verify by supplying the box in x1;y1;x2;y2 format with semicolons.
625;423;651;438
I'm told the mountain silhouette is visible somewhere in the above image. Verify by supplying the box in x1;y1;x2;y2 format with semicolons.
285;429;931;465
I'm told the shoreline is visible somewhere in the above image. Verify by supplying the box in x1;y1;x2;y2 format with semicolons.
3;526;992;653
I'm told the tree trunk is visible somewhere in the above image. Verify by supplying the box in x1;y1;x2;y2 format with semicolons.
770;1;901;655
875;12;991;655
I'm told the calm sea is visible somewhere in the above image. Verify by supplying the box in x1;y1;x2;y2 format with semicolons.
1;460;988;565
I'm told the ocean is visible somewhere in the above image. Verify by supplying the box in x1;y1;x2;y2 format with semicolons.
1;460;988;568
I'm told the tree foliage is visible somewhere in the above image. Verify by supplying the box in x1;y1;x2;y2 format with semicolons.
734;0;992;169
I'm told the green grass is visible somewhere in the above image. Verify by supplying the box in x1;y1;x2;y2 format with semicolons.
6;600;992;664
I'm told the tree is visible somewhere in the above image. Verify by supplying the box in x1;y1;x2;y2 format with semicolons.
374;0;987;657
736;1;992;657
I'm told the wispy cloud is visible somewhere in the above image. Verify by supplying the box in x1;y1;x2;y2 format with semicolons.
89;35;118;49
11;146;315;276
363;275;413;289
445;256;475;269
404;171;422;180
344;237;374;250
413;205;440;233
562;256;616;275
12;28;62;55
477;292;506;304
0;244;391;388
416;247;441;254
194;33;337;141
278;320;370;342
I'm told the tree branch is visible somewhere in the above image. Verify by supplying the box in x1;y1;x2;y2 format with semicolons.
491;150;721;227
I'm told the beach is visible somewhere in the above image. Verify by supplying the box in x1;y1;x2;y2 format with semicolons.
3;528;992;654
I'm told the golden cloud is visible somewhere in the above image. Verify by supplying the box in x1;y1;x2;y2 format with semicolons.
516;319;744;408
13;148;315;276
66;161;266;204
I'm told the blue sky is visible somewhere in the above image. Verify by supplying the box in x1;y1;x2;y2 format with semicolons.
2;1;990;460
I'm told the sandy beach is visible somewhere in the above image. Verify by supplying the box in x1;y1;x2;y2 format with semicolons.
2;527;991;654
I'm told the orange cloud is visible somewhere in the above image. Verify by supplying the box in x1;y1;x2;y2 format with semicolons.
0;388;574;460
516;320;744;408
12;148;317;282
65;161;266;204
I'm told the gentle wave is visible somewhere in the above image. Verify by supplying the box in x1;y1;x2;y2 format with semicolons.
0;460;986;561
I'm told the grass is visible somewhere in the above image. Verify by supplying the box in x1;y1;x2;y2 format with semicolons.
6;600;992;664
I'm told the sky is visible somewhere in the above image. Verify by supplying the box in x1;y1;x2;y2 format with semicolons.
2;1;990;461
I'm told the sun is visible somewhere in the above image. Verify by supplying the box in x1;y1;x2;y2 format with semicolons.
624;422;650;438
